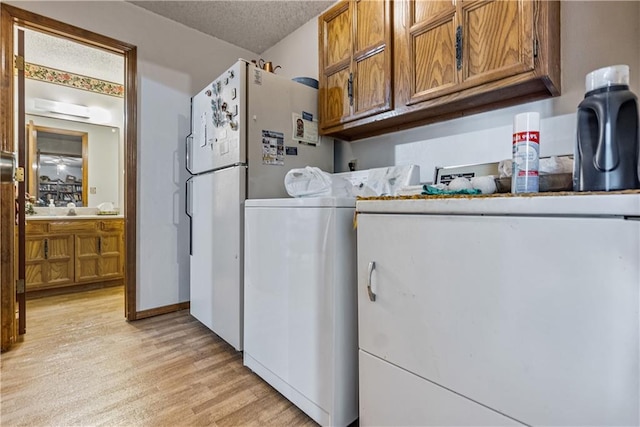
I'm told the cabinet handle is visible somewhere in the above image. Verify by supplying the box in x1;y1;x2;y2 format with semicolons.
347;72;354;106
367;261;377;302
98;236;102;255
44;238;48;260
455;25;462;70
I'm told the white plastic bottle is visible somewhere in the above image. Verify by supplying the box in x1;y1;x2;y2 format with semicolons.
512;112;540;193
48;198;56;215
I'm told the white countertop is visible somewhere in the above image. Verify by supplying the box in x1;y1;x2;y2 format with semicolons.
29;206;122;219
356;192;640;217
27;215;124;220
246;197;356;208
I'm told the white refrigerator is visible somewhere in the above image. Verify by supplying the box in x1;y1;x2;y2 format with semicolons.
186;59;333;351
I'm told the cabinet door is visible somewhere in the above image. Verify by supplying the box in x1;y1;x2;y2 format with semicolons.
98;231;123;279
25;237;46;289
75;234;100;283
461;0;534;88
46;234;74;286
353;0;392;118
359;350;522;426
319;0;392;129
357;213;639;426
26;235;74;290
398;0;535;106
320;1;351;128
401;0;459;104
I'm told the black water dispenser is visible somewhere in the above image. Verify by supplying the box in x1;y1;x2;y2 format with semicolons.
574;65;640;191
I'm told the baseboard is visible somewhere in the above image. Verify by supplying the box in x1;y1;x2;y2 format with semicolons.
26;279;123;300
134;301;190;320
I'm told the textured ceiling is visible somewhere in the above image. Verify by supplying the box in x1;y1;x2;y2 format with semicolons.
25;29;124;84
128;0;335;54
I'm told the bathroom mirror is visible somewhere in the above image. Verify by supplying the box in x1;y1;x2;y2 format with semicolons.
28;123;87;206
26;116;121;208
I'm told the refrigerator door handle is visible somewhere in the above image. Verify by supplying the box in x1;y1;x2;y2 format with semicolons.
186;177;194;255
186;177;194;218
186;134;194;174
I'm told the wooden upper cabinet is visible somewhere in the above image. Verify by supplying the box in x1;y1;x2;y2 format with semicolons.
320;0;559;141
403;0;535;106
319;0;393;131
461;0;534;86
409;2;458;102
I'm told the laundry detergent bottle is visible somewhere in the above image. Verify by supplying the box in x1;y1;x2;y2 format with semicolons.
574;64;640;191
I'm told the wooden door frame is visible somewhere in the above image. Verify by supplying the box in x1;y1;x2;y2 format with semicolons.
1;3;138;350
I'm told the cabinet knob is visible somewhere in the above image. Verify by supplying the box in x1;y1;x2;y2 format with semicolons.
367;261;377;302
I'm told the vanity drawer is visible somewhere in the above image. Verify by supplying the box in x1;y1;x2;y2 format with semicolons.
100;220;124;232
26;221;49;234
48;220;97;234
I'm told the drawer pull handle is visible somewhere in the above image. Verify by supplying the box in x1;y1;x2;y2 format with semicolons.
455;25;462;70
44;238;49;260
367;261;376;302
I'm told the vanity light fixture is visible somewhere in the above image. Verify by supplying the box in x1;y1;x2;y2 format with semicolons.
32;98;112;123
33;98;91;118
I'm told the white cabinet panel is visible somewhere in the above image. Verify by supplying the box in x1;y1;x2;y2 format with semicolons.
359;350;522;426
357;213;639;426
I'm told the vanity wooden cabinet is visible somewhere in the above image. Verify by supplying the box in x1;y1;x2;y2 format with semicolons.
318;0;393;129
25;229;74;290
25;218;124;291
75;220;124;283
319;0;560;140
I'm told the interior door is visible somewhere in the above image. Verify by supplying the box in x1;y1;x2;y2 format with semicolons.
0;149;18;350
0;25;27;350
15;27;27;336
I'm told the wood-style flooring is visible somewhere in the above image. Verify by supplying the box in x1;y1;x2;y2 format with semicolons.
0;286;317;426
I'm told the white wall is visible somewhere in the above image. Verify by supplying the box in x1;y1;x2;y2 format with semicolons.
260;17;322;80
267;1;640;181
8;1;256;311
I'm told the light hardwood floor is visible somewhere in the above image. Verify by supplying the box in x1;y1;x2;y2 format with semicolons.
0;286;317;426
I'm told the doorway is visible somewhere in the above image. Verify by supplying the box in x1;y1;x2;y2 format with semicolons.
1;4;138;351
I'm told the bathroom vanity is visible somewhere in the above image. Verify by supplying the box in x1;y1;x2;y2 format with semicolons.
25;216;124;292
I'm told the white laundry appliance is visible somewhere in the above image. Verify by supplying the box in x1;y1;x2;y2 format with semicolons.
186;59;333;351
243;166;420;426
355;193;640;426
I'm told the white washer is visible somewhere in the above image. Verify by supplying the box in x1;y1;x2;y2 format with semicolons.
243;196;358;427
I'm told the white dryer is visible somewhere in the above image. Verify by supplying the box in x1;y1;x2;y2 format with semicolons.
243;196;358;427
243;165;420;426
